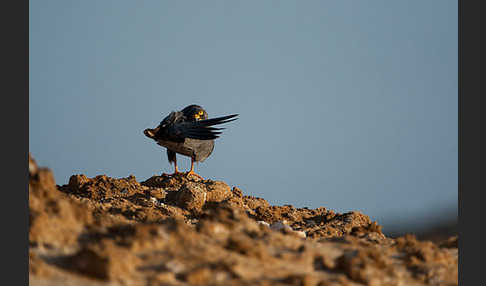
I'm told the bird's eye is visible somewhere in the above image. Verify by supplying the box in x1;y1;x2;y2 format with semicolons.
194;110;204;120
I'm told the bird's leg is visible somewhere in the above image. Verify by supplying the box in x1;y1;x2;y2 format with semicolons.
162;156;182;176
173;160;180;174
186;157;204;180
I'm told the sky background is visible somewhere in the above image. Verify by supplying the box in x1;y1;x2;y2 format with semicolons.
30;0;457;233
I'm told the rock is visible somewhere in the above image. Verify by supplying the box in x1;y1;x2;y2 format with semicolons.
204;180;232;202
270;221;292;231
231;186;243;197
295;230;307;238
28;154;458;286
29;167;94;249
28;153;38;176
257;220;270;227
176;182;207;212
270;221;307;238
65;243;141;282
149;188;166;200
185;267;212;285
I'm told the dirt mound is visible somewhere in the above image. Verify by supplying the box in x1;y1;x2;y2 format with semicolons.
29;154;458;285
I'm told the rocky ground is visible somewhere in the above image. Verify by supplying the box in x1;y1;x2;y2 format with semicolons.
29;154;458;286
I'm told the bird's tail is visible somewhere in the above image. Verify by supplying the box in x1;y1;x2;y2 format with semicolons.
143;128;157;139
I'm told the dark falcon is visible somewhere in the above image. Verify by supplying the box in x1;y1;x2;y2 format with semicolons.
143;105;238;179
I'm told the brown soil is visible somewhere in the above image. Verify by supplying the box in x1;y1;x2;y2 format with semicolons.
29;154;458;286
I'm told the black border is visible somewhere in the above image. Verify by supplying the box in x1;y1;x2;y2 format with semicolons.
459;0;486;285
4;0;29;284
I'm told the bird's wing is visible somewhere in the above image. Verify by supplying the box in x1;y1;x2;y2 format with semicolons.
167;114;238;140
159;111;184;126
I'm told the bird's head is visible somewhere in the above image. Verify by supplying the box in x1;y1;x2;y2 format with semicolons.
181;105;208;121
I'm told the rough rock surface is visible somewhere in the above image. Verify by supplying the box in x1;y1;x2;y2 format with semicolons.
29;154;458;286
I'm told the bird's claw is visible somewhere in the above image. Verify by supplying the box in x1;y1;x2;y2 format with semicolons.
186;171;204;180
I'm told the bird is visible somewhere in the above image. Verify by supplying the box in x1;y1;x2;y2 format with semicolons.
143;104;238;179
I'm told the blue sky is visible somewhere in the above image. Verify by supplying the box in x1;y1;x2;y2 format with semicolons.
30;1;457;232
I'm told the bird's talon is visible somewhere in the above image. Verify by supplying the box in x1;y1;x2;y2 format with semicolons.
186;171;204;180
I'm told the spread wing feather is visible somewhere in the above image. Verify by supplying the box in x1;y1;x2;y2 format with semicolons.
168;114;238;140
